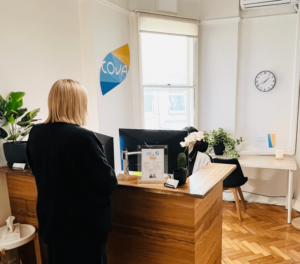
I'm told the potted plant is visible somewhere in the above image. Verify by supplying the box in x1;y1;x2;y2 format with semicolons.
206;128;243;159
175;131;205;185
0;92;40;167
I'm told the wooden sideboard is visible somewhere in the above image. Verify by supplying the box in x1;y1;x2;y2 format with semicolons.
0;167;47;264
0;163;235;264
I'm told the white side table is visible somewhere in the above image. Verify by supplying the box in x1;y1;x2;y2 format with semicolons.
0;224;42;264
210;154;297;223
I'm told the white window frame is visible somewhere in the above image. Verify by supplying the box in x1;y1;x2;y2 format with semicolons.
138;32;199;129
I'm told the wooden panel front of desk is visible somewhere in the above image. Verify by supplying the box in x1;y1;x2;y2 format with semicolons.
107;181;223;264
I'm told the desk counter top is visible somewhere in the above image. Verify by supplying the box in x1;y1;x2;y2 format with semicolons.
117;163;236;199
211;155;297;171
0;163;236;200
0;166;33;176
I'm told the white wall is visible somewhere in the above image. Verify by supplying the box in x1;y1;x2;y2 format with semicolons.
129;0;200;19
0;0;85;164
199;0;239;20
199;19;239;135
0;0;134;225
198;4;300;211
234;15;298;207
236;14;298;154
0;0;84;225
241;5;296;18
108;0;130;10
90;1;134;173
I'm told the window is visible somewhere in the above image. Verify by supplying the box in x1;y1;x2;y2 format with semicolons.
140;32;197;130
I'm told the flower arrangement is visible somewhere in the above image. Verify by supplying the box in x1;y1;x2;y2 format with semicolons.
179;131;205;168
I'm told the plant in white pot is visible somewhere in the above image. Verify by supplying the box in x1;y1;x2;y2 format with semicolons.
0;92;40;167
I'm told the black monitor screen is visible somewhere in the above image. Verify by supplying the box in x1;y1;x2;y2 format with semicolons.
94;132;115;170
119;129;188;174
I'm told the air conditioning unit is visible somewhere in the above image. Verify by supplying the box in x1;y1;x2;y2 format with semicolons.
241;0;299;10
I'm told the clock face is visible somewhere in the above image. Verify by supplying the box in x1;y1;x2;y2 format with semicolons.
255;71;276;92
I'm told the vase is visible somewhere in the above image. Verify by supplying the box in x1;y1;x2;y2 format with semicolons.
3;141;28;168
173;168;188;186
214;142;225;155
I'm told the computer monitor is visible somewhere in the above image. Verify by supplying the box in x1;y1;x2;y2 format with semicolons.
119;129;188;174
94;132;115;170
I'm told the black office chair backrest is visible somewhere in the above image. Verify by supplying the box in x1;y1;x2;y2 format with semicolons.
213;158;247;188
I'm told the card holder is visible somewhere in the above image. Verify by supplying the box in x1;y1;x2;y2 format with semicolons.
164;179;179;189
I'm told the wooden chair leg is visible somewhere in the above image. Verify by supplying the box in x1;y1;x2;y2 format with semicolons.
230;187;242;220
33;232;42;264
237;187;247;209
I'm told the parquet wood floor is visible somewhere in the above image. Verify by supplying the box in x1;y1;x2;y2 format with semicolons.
222;201;300;264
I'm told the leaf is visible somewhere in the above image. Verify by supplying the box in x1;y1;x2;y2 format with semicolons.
0;95;7;112
17;120;31;127
3;115;15;126
20;127;33;137
0;111;7;125
177;152;187;168
6;92;25;111
7;133;20;141
31;119;41;122
0;127;8;138
5;110;17;119
14;108;27;119
20;108;40;122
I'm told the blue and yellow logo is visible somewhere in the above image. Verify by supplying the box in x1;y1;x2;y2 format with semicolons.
268;134;275;148
100;44;130;95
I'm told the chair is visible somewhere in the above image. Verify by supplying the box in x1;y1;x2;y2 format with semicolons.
213;158;248;220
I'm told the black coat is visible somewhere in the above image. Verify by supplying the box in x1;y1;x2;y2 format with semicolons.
26;122;117;245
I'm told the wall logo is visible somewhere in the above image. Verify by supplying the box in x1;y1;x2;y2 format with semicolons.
100;44;130;95
268;134;275;148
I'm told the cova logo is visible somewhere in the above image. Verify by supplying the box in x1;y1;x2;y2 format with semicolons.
100;44;130;95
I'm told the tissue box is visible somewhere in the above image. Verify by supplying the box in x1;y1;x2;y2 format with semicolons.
0;224;21;242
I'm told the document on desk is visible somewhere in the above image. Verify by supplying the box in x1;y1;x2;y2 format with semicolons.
141;149;164;181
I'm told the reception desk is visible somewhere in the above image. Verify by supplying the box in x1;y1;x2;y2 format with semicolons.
107;163;236;264
0;163;235;264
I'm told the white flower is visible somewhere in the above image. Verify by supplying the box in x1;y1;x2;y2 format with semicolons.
184;136;191;143
197;131;204;140
180;141;189;147
187;133;196;142
180;131;205;148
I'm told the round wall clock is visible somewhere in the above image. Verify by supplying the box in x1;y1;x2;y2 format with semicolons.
255;71;276;92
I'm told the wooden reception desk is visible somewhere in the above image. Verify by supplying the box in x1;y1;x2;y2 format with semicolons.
107;163;236;264
0;163;235;264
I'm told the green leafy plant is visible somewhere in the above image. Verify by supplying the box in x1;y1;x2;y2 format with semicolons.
205;128;243;159
0;92;40;142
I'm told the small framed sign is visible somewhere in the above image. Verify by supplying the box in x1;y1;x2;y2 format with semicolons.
140;148;165;184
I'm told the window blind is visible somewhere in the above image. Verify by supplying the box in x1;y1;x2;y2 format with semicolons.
138;13;198;37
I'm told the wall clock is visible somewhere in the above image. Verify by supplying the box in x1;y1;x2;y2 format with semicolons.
255;71;276;92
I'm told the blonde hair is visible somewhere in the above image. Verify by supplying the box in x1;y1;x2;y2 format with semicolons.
45;79;88;126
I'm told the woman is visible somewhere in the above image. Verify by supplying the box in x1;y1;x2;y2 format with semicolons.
26;79;117;264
